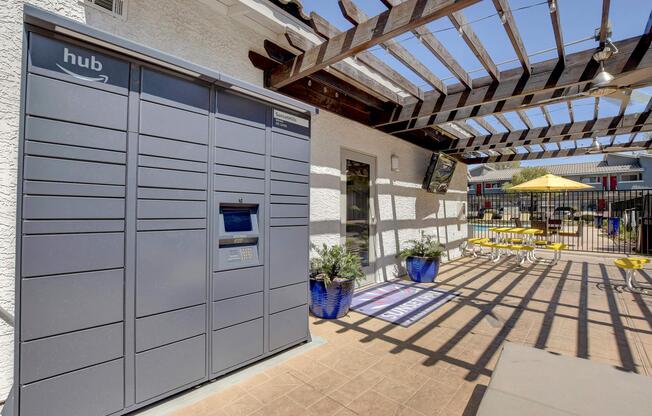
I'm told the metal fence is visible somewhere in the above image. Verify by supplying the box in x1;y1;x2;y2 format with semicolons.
468;189;652;255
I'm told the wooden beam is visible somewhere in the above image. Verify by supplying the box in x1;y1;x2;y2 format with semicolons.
449;11;500;81
458;121;483;137
443;111;652;153
413;26;473;88
282;32;402;104
517;110;533;129
547;0;565;62
269;0;479;89
567;101;574;123
492;0;530;73
474;117;498;134
599;0;611;46
541;105;553;126
249;51;374;124
593;97;600;120
380;0;473;88
338;0;446;93
457;138;652;163
375;34;652;131
439;123;468;139
309;11;424;99
494;113;515;131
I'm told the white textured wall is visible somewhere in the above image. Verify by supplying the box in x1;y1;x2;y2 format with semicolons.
0;0;467;399
310;111;468;283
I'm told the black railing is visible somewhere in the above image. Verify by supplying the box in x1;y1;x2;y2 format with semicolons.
468;189;652;255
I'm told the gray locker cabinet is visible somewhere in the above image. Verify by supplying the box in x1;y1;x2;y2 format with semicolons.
26;74;128;130
16;27;311;416
20;269;124;341
270;282;308;314
269;305;309;351
20;323;124;384
135;305;206;352
269;226;310;288
212;292;264;330
20;359;125;416
212;267;264;300
212;318;264;373
135;335;206;403
135;229;207;317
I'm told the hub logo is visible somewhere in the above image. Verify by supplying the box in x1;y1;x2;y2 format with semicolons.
56;47;109;83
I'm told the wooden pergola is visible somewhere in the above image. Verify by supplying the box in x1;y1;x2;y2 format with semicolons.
250;0;652;163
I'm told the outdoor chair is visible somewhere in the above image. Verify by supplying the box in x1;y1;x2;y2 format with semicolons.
462;238;490;257
614;257;652;294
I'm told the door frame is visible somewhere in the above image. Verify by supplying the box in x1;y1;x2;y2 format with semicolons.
340;148;378;286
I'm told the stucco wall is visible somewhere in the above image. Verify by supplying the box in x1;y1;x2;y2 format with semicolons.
310;111;468;283
0;0;467;399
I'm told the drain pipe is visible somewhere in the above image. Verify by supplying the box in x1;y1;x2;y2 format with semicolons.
0;305;14;328
0;305;14;409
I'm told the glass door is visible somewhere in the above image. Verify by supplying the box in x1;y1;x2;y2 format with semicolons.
341;149;377;286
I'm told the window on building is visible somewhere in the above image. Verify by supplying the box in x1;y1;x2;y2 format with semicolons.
484;182;500;189
579;176;601;184
621;173;642;181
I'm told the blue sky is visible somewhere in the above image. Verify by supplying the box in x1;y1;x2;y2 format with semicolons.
299;0;652;168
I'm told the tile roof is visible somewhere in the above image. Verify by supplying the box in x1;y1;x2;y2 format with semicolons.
468;160;642;183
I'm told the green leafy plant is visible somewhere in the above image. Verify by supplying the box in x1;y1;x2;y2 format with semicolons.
310;244;364;287
399;232;444;259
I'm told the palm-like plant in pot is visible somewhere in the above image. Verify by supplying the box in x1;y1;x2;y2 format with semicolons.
309;244;364;319
399;233;445;283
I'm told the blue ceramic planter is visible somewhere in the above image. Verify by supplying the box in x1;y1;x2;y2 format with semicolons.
406;256;440;283
309;278;355;319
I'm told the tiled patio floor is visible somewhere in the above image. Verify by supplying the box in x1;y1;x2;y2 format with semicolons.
171;253;652;416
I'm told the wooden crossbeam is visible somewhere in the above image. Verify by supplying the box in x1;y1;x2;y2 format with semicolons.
567;101;574;123
517;110;533;129
443;110;652;153
457;138;652;163
309;12;424;99
439;123;468;139
599;0;611;46
381;0;473;88
374;34;652;132
268;0;478;89
541;106;553;126
494;113;515;131
458;121;483;137
492;0;530;73
449;11;500;81
474;117;498;134
338;0;446;93
413;26;473;88
547;0;565;62
250;50;383;124
275;35;402;104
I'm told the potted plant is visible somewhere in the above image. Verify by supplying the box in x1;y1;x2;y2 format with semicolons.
309;244;364;319
399;233;444;283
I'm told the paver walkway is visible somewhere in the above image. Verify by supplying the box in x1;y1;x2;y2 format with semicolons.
170;253;652;415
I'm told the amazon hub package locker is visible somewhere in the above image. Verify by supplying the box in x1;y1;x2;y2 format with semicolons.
13;26;311;416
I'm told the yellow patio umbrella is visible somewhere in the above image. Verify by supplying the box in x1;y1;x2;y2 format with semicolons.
510;174;593;192
510;174;592;224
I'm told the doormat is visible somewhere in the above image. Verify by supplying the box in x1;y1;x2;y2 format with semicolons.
350;281;459;327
